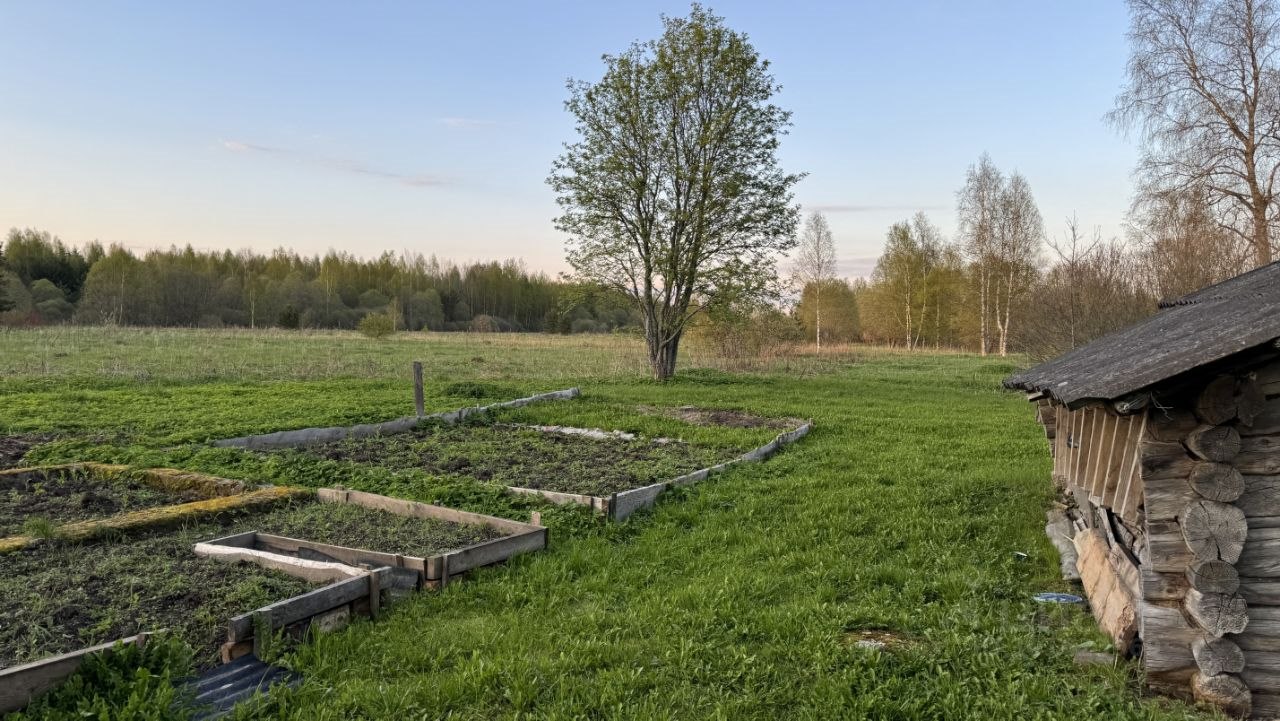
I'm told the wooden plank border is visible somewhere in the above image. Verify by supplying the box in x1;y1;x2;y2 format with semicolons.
0;633;153;714
211;388;582;450
506;421;813;522
315;488;547;584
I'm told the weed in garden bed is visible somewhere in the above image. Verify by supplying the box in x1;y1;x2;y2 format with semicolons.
0;467;203;537
255;498;505;556
0;498;513;671
0;434;55;469
283;421;738;496
639;405;800;430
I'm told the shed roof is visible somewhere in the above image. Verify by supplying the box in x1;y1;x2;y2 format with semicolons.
1003;261;1280;406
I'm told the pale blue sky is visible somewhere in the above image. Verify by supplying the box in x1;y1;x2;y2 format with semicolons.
0;1;1137;278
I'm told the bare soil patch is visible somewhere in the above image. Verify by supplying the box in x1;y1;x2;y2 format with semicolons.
292;422;736;496
0;498;505;670
640;405;800;430
0;434;53;469
0;467;203;537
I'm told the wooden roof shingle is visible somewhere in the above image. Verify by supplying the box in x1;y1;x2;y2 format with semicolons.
1003;261;1280;406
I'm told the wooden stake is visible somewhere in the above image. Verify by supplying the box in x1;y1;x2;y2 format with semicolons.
413;361;425;417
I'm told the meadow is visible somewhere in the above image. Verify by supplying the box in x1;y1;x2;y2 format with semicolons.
0;327;1216;720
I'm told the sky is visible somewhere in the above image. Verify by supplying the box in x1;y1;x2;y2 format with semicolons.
0;1;1138;280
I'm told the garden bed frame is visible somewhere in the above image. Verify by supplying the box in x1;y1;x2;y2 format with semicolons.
0;485;546;712
507;421;814;521
0;463;308;553
203;488;547;662
210;388;581;449
0;633;156;714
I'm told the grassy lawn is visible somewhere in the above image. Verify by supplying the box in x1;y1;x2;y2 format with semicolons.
0;328;1212;720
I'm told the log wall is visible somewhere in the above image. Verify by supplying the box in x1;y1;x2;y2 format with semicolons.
1035;356;1280;718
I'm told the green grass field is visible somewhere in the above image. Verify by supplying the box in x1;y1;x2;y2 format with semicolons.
0;328;1214;720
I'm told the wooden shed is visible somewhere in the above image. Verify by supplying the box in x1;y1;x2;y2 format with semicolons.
1005;261;1280;719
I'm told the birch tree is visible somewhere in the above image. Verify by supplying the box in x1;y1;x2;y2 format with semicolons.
791;211;837;349
991;172;1043;356
1111;0;1280;266
956;154;1003;355
549;5;803;380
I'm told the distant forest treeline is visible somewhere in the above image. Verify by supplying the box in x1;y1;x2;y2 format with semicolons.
0;228;639;333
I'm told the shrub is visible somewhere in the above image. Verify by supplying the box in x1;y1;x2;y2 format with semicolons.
570;318;601;334
278;304;301;329
358;312;395;339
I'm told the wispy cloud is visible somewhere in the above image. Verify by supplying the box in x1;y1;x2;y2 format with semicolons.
807;204;946;214
221;139;450;188
838;256;880;280
436;117;499;129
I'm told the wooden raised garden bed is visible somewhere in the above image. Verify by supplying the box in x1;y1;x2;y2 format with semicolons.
506;421;814;520
0;462;305;552
205;488;548;662
0;474;545;714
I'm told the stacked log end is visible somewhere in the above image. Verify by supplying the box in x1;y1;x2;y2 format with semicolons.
1035;361;1280;718
1144;372;1269;719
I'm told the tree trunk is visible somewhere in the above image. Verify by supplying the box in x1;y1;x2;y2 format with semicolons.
978;265;989;356
815;286;822;352
649;330;680;381
1252;195;1273;266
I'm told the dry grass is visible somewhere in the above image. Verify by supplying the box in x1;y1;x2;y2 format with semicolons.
0;326;1006;387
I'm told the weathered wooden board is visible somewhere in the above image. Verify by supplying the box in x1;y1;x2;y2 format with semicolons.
1241;477;1280;517
1147;519;1195;572
1240;527;1280;578
251;533;428;577
1142;602;1198;674
1117;411;1149;522
228;570;386;642
1242;399;1280;436
1230;607;1280;650
318;488;539;535
0;634;151;714
1240;435;1280;475
611;482;668;521
195;541;367;584
435;528;547;578
1241;577;1280;605
1143;567;1191;601
1145;474;1196;522
1252;692;1280;720
1259;360;1280;398
1076;529;1139;652
1141;439;1197;481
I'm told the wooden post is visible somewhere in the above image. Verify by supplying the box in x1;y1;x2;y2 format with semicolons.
413;361;425;417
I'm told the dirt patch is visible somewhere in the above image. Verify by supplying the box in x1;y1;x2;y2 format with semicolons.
0;434;53;469
291;423;738;497
842;628;915;652
0;467;204;537
254;500;504;557
0;497;508;670
640;406;799;430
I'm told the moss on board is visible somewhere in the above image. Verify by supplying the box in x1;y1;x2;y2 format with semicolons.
0;484;310;554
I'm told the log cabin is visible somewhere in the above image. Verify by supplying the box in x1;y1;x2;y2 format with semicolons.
1005;261;1280;719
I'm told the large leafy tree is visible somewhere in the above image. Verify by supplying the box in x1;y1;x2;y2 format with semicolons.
549;4;802;380
1111;0;1280;266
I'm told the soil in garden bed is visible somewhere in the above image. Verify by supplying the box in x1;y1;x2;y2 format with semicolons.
639;405;800;430
294;423;738;496
0;467;205;537
0;434;53;469
253;499;505;556
0;498;508;670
